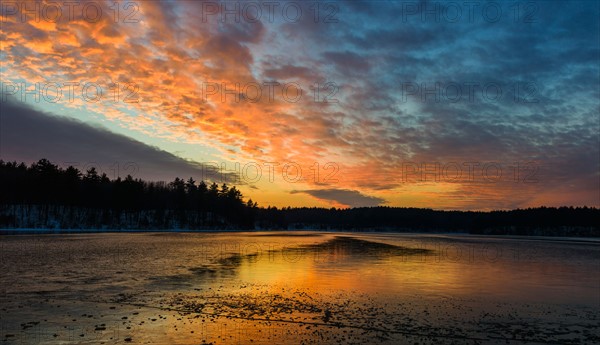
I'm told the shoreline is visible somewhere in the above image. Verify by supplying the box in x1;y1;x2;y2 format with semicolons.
2;228;600;243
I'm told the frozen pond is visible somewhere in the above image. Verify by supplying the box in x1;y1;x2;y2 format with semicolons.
1;232;598;344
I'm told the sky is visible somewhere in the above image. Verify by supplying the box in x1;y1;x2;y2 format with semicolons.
0;0;599;209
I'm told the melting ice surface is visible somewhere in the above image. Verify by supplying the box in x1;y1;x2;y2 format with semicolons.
0;231;599;344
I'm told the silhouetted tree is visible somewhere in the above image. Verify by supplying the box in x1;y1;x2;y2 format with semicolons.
0;159;256;229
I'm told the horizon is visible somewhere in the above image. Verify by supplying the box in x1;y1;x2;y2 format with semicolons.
2;156;600;212
1;1;599;210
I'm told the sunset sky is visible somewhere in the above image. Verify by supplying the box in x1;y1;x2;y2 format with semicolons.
1;0;598;209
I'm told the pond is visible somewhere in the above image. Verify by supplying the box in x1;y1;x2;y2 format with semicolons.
0;232;598;344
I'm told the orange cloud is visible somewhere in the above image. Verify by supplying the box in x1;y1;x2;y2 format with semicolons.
2;0;596;210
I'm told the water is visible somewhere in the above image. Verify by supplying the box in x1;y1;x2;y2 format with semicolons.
0;232;598;344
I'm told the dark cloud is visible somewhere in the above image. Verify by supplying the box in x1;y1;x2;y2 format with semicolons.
262;64;320;81
291;189;385;207
0;99;234;183
219;20;265;43
322;51;371;75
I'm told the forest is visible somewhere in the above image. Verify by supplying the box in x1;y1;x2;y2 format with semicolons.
0;159;257;229
0;159;598;236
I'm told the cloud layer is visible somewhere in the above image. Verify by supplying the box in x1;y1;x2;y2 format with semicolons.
0;98;230;182
1;0;598;209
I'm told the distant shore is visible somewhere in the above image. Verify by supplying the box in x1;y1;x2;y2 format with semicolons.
2;229;600;243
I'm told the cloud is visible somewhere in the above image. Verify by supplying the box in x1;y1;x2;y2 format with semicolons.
0;98;234;183
291;189;385;208
1;0;598;209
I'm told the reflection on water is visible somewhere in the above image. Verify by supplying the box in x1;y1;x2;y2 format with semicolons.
0;232;598;344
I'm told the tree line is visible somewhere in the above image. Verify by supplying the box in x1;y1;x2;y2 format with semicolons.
255;206;599;236
0;159;598;235
0;159;257;228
